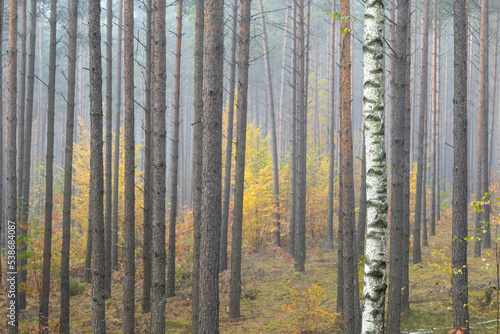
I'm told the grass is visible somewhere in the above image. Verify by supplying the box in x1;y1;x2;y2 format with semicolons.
0;206;499;333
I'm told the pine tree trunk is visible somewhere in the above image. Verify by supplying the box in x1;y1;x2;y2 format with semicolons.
387;0;410;330
401;0;412;313
220;0;238;272
89;0;106;329
18;0;28;310
452;0;469;330
478;0;490;250
337;130;344;314
413;0;431;264
430;2;438;237
278;8;289;161
257;0;281;247
60;0;78;331
228;0;251;320
39;0;58;329
191;0;204;329
6;0;19;331
113;0;123;270
326;0;336;251
361;1;388;331
340;0;359;331
20;0;38;312
489;13;499;180
84;197;92;283
167;0;183;298
104;0;113;300
123;0;135;331
150;0;167;330
199;0;225;329
142;0;153;315
288;3;297;256
293;0;306;272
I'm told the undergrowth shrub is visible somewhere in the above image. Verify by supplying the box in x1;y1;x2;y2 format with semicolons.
281;280;340;333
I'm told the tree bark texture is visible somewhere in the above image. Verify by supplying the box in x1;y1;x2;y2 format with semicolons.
413;0;431;264
167;0;183;298
89;0;106;330
294;0;306;273
60;0;78;331
257;0;281;247
340;0;359;331
113;0;123;271
360;0;388;332
123;0;135;331
387;0;410;331
477;0;490;251
142;0;153;314
191;0;205;330
199;0;225;329
150;0;167;331
326;0;336;251
228;0;251;320
452;0;469;331
220;0;238;273
105;0;113;301
18;0;27;310
40;0;57;329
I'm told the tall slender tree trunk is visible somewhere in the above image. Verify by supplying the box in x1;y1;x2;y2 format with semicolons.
430;2;438;237
60;0;78;331
150;0;167;330
199;0;225;329
228;0;251;320
413;0;431;264
191;0;204;329
361;1;388;331
452;0;469;331
288;3;297;256
257;0;281;247
387;0;410;330
401;0;412;313
123;0;135;330
18;0;28;310
220;0;238;272
278;8;289;161
294;0;306;272
89;0;106;330
477;0;490;252
326;0;336;251
39;0;57;329
337;130;344;314
113;0;123;271
104;0;113;300
340;0;359;331
6;0;19;331
84;196;92;283
167;0;183;298
142;0;153;315
490;13;499;179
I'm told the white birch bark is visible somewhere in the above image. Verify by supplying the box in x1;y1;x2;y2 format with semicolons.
361;0;388;333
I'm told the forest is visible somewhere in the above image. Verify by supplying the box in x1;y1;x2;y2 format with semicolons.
0;0;496;332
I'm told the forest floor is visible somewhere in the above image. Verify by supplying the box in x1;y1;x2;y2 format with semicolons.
0;209;499;333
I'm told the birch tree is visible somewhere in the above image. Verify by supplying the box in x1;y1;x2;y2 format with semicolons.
360;0;388;332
